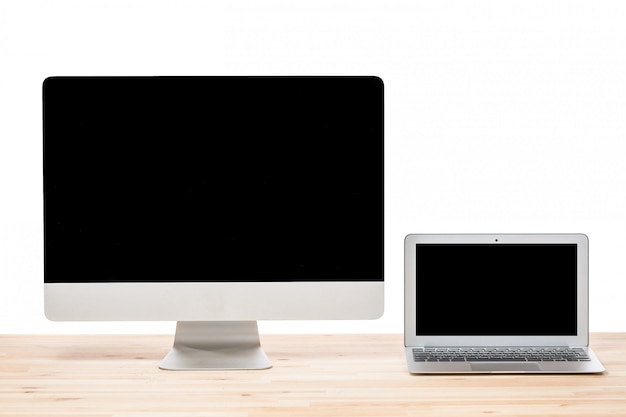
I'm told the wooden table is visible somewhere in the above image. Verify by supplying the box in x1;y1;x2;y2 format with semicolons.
1;333;625;416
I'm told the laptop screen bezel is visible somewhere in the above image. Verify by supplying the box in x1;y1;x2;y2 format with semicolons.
404;234;589;347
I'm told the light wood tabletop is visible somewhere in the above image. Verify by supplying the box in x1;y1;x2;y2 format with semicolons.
1;333;625;416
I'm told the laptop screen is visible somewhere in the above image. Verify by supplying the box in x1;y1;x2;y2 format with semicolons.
415;244;577;336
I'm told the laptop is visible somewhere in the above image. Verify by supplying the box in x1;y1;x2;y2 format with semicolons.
404;233;605;374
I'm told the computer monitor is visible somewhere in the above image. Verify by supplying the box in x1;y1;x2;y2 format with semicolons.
43;76;384;370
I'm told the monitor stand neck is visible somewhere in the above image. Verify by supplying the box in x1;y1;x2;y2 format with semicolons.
159;321;272;370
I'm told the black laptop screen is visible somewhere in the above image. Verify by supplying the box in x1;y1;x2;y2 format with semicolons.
415;244;577;336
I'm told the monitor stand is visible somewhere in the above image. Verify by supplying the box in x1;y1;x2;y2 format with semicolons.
159;321;272;370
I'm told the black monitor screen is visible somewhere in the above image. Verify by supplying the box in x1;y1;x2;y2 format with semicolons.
415;244;577;336
44;76;384;283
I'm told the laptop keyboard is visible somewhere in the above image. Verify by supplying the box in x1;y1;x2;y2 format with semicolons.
412;347;591;362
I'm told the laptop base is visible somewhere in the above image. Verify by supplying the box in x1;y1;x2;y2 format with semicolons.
405;347;605;374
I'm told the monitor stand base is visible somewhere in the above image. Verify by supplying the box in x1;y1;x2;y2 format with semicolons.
159;321;272;370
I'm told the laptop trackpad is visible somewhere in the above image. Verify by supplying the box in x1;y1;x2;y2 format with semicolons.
470;362;541;372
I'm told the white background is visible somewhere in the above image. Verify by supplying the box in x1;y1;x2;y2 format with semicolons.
1;0;625;335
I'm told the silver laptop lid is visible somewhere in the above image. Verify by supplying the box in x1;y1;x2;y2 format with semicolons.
404;234;589;348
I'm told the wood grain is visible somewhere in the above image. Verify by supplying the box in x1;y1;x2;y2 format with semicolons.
1;333;625;416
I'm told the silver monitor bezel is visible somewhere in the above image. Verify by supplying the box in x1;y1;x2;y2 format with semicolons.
45;281;384;321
